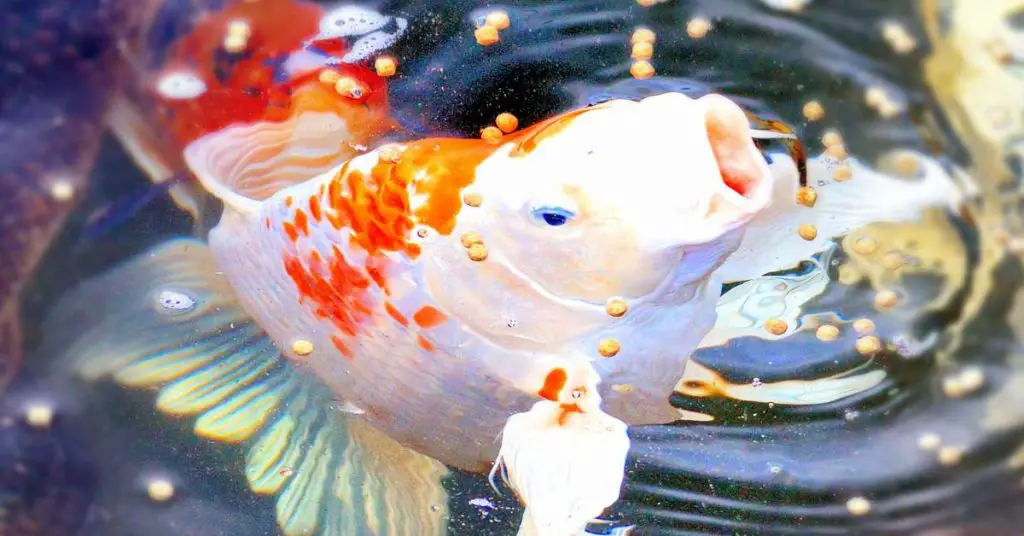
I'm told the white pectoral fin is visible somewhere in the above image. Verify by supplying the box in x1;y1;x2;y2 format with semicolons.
496;399;630;536
40;238;449;536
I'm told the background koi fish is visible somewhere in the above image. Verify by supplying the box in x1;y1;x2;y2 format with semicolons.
42;91;776;535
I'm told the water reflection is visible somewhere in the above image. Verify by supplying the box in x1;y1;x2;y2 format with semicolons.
3;0;1023;535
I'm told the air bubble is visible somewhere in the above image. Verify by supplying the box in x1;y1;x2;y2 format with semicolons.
156;289;196;313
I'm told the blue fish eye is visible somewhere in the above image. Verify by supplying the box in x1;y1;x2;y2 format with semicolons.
530;206;575;227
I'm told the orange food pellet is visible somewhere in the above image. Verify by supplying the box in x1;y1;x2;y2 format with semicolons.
833;166;853;181
765;318;789;335
374;56;397;77
802;100;825;121
631;41;653;60
334;76;365;99
630;60;655;79
496;112;519;133
598;338;621;358
485;10;510;30
796;186;818;207
631;28;656;45
463;192;483;207
468;243;488;261
481;126;504;144
686;18;711;39
798;224;818;241
475;24;500;46
606;298;628;317
460;232;483;248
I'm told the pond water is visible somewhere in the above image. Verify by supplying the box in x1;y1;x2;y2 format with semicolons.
3;0;1024;535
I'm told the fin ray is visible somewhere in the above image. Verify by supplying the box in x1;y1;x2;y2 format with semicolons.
41;238;450;536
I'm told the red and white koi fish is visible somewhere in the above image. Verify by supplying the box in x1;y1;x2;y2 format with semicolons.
108;0;406;215
46;91;775;536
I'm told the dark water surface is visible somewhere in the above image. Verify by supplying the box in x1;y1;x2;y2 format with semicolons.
6;0;1024;535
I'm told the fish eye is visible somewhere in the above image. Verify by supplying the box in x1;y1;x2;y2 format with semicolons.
529;206;576;227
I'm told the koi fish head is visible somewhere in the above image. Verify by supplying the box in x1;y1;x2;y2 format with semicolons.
149;0;407;189
460;92;774;307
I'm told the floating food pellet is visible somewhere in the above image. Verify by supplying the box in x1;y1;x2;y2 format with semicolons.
838;264;860;285
292;339;314;357
826;144;848;160
636;0;659;6
686;18;711;39
855;335;882;356
461;232;483;248
797;224;817;241
943;367;985;398
795;186;817;207
802;100;825;121
881;252;903;270
318;69;341;85
463;192;483;207
865;86;887;108
846;497;872;516
611;384;635;393
893;153;921;178
495;112;519;133
631;28;656;45
147;479;175;502
223;33;248;53
481;126;504;144
853;237;878;255
598;338;621;358
378;144;403;163
630;60;655;79
765;318;788;335
881;20;917;54
606;298;628;318
918;433;941;451
821;130;843;147
475;24;500;46
833;166;852;181
334;77;365;99
468;243;488;261
938;446;963;466
485;10;510;30
874;289;900;311
852;318;875;335
25;403;54;428
374;56;398;77
632;41;653;60
50;179;74;201
816;324;840;342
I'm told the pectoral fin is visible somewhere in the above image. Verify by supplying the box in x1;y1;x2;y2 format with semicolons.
40;238;448;536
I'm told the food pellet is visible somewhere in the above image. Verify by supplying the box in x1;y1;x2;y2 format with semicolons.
798;224;818;241
461;232;483;248
496;112;519;133
827;144;849;160
856;335;882;356
485;10;510;30
291;339;314;357
223;33;248;53
468;243;488;261
918;433;941;451
25;404;54;428
631;28;656;45
319;69;341;85
686;18;711;39
853;237;878;255
765;318;789;335
632;41;653;60
795;186;817;207
475;25;500;46
833;166;853;181
481;126;504;144
630;60;655;79
802;101;825;121
598;338;621;358
463;192;484;207
606;298;628;318
846;497;871;516
874;289;900;311
852;318;875;335
374;56;398;77
147;479;175;502
816;324;840;342
821;130;843;147
938;446;963;466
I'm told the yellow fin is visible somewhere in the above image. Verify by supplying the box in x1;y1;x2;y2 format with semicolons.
41;238;449;536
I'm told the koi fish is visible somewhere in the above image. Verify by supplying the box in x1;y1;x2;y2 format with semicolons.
107;0;408;222
42;91;777;535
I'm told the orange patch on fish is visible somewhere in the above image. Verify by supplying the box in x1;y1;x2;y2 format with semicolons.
331;334;354;360
385;302;409;326
283;222;299;243
538;368;568;401
511;105;603;157
308;196;322;222
293;210;309;236
413;306;447;328
417;335;436;352
284;247;374;346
